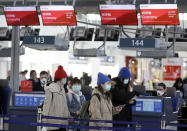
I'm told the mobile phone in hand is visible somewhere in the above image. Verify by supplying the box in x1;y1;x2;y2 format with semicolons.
118;104;126;108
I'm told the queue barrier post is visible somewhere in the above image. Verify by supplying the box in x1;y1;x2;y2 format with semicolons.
0;117;3;130
37;108;42;131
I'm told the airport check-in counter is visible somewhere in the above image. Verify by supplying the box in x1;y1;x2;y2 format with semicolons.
132;97;178;129
9;92;45;131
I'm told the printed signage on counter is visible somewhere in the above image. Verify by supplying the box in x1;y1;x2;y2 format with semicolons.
140;4;179;25
4;6;40;26
40;6;77;25
162;58;183;87
163;65;181;81
99;5;138;25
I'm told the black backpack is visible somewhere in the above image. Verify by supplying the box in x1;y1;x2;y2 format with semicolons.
80;93;101;126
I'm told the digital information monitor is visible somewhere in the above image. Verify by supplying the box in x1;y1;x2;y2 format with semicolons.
99;5;138;25
132;98;162;113
40;5;77;25
4;6;40;26
14;92;45;107
140;4;179;25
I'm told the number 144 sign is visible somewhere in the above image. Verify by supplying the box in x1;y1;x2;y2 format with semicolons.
119;38;156;48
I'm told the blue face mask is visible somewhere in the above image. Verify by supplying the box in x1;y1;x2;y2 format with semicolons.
72;85;81;92
124;79;129;84
105;84;111;92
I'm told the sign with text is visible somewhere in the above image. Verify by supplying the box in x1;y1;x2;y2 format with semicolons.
162;58;183;87
4;7;40;26
132;98;162;113
140;4;179;25
23;36;55;45
99;5;138;25
163;65;181;81
14;92;45;107
40;6;77;25
119;38;156;48
21;80;32;92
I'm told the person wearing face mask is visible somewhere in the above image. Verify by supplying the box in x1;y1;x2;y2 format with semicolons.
89;72;122;131
42;65;70;131
110;67;139;128
157;83;167;97
32;71;48;91
66;77;86;131
173;78;184;98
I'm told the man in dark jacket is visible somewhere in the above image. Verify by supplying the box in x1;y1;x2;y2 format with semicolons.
32;71;48;91
110;67;139;128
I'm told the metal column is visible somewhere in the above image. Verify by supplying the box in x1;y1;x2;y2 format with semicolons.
165;0;169;46
172;0;178;56
10;0;20;104
10;27;20;93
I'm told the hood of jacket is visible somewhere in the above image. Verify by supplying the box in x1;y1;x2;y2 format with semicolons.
92;88;102;96
45;82;63;93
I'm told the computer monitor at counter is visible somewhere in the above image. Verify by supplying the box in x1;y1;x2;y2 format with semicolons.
132;97;163;113
13;92;45;107
133;85;146;95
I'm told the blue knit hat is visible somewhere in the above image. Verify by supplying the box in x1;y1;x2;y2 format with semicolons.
118;67;131;79
97;72;110;86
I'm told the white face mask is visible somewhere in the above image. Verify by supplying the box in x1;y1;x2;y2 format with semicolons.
157;90;164;96
41;78;47;85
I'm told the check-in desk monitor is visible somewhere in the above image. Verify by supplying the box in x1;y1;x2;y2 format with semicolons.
13;92;45;107
10;92;45;131
132;97;177;129
133;85;146;95
132;97;163;128
132;97;162;114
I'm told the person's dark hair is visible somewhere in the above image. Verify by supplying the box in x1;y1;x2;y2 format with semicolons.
108;74;111;80
173;78;184;92
97;85;112;101
40;71;48;76
72;77;81;85
68;77;74;85
24;70;28;73
173;78;183;88
158;83;166;90
30;70;36;77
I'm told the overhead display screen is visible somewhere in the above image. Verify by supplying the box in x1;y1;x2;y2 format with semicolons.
132;98;162;113
4;6;40;26
99;5;138;25
140;4;179;25
40;5;77;25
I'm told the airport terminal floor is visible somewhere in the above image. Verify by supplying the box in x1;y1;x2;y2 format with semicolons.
1;0;187;131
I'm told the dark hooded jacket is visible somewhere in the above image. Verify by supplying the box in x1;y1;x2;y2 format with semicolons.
110;77;138;123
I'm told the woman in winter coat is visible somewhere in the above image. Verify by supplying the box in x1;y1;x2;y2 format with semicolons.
110;67;139;128
42;65;70;131
66;77;86;131
89;72;122;131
